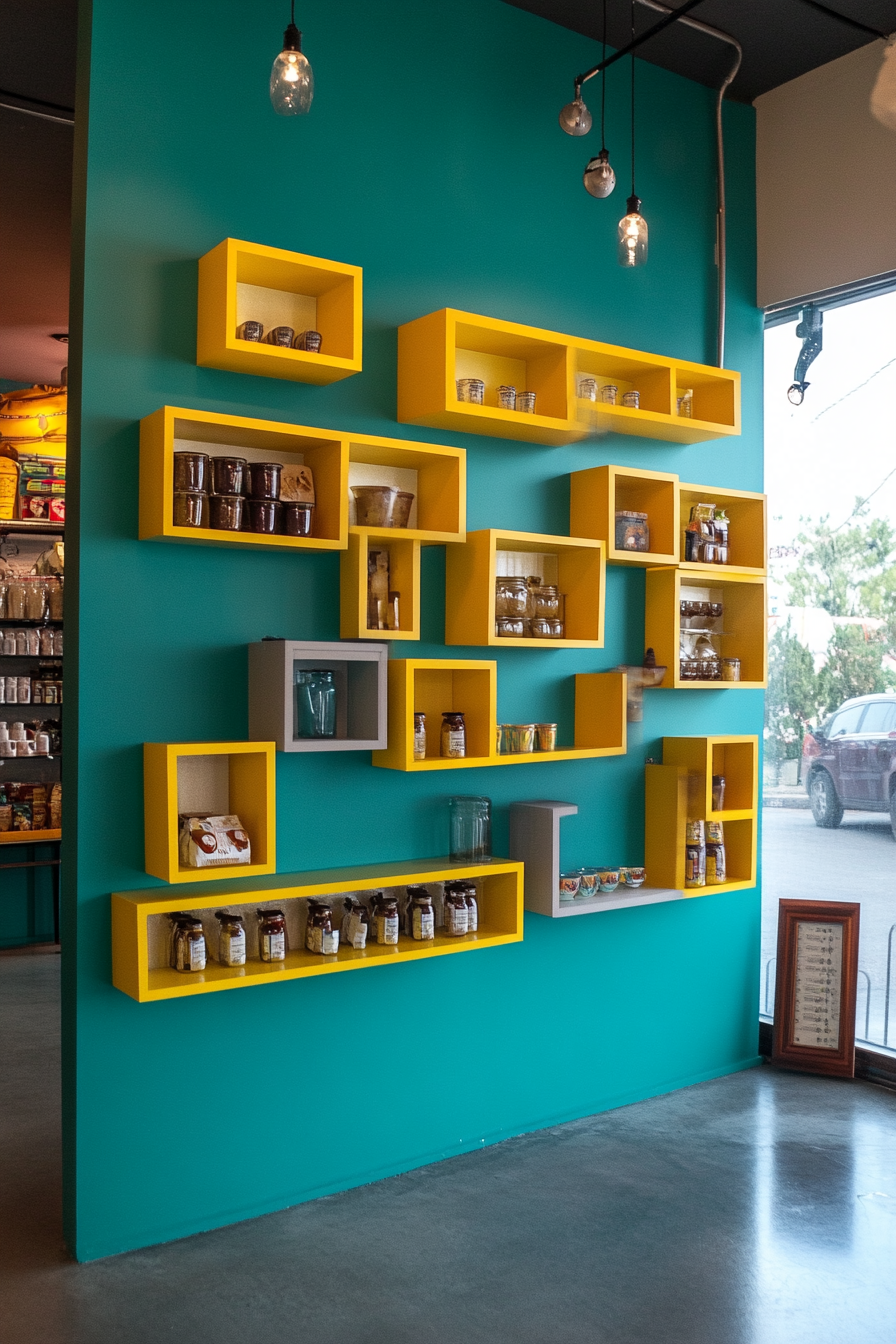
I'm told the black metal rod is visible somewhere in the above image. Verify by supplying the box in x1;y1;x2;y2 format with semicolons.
577;0;709;87
796;0;889;41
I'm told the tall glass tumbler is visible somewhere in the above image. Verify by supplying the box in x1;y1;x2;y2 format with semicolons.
449;796;492;862
295;668;337;738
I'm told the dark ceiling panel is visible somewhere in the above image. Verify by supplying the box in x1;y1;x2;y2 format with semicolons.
503;0;896;103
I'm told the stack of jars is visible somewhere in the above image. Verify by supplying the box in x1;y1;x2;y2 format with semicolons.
1;627;62;657
495;574;565;638
683;503;730;564
0;575;63;622
0;668;62;705
173;453;315;538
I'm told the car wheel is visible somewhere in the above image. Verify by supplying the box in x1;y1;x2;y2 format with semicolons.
809;771;843;828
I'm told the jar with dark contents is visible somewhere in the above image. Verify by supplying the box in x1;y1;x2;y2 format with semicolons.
441;712;466;758
257;908;287;962
404;884;431;936
413;712;427;762
410;890;435;941
174;918;207;972
443;883;470;937
705;821;727;885
167;911;194;968
215;910;247;966
341;897;369;949
307;903;339;955
375;896;400;945
458;880;479;933
684;820;706;889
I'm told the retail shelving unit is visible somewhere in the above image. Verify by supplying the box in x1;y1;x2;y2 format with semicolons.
111;856;524;1002
445;529;605;648
397;308;741;447
509;800;681;918
645;567;767;689
248;640;389;752
340;531;421;640
372;661;626;770
197;238;362;384
143;741;276;884
645;735;758;895
139;406;347;552
677;481;767;575
569;465;680;567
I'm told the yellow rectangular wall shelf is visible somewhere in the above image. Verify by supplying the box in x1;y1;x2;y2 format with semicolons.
645;567;767;688
347;433;466;543
678;482;767;574
569;465;680;567
373;661;626;770
445;529;605;648
197;238;362;384
644;734;759;896
111;857;523;1002
397;307;741;447
340;531;421;640
144;741;276;884
139;406;348;553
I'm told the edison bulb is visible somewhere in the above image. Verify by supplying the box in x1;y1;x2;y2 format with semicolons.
270;40;313;114
558;97;592;136
618;195;648;267
583;149;616;198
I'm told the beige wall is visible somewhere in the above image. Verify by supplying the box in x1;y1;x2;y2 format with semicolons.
756;41;896;309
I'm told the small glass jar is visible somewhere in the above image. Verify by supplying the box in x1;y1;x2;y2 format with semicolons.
295;669;337;738
441;712;466;758
443;885;470;936
282;502;314;537
236;320;264;341
6;580;25;621
547;618;564;638
496;615;526;638
215;911;247;966
532;585;560;619
173;491;205;528
413;711;427;761
456;377;485;404
258;908;287;961
246;461;282;501
513;724;536;753
529;616;552;638
535;723;557;751
409;891;435;941
677;388;693;417
448;795;491;862
173;451;209;491
721;657;741;682
621;390;640;409
307;904;339;955
210;456;246;496
208;494;243;531
615;511;649;552
517;391;536;414
264;325;294;347
577;376;597;401
496;385;517;410
495;576;529;617
174;919;207;973
496;724;512;754
245;499;281;534
599;384;618;404
294;329;322;352
375;897;400;945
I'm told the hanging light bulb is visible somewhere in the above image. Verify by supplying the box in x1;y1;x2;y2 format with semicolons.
559;87;592;136
583;148;616;198
270;2;313;116
618;196;648;267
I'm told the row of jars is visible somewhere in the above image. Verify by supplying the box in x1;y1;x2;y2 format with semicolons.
0;576;64;622
173;453;315;538
235;322;322;351
456;379;537;413
167;882;481;972
0;671;63;706
1;627;63;657
495;576;565;638
684;820;727;888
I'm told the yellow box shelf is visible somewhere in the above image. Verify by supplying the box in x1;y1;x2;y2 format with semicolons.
445;529;605;648
645;567;767;689
569;464;680;567
645;735;759;895
144;742;276;885
139;406;348;552
111;857;523;1002
397;307;741;447
347;433;466;543
678;481;767;575
197;238;362;384
340;530;421;641
373;660;626;770
0;828;61;845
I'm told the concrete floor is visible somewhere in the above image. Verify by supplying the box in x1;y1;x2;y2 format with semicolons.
3;957;896;1343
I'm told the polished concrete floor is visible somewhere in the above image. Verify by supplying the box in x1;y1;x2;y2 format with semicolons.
3;955;896;1343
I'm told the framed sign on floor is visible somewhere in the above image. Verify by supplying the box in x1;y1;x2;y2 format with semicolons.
772;899;860;1078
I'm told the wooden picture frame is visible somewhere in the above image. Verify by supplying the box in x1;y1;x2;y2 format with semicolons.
772;899;860;1078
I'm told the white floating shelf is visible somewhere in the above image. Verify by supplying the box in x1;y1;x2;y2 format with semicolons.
248;639;388;752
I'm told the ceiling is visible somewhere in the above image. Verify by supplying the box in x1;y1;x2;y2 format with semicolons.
2;1;896;383
505;0;896;103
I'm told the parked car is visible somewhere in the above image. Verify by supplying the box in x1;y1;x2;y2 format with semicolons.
802;693;896;836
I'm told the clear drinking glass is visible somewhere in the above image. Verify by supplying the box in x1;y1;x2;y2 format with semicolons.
295;669;337;738
449;796;492;862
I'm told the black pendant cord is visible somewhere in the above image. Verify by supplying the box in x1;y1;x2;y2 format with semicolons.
630;0;636;198
600;0;608;148
577;0;707;89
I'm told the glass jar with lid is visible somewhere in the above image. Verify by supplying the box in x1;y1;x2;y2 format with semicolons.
440;712;466;758
375;896;400;945
495;576;528;618
443;884;470;937
295;668;337;738
532;585;561;619
408;889;435;941
448;796;491;861
307;903;339;955
215;910;247;966
174;918;207;973
257;908;287;961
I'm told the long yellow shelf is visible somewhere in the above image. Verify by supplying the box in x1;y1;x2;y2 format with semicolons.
0;828;61;845
111;857;524;1001
397;308;741;447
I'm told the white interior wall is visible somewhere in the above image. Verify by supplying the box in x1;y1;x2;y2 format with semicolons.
756;41;896;309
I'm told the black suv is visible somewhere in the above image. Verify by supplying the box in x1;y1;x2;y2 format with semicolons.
802;693;896;836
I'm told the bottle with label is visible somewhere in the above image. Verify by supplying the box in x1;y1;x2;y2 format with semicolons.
307;903;340;955
404;884;430;935
0;443;20;521
167;911;195;967
215;910;247;966
440;711;466;758
684;820;706;889
258;908;287;962
413;712;427;762
174;918;207;972
458;880;479;932
705;821;727;885
409;890;435;941
344;898;369;949
443;883;470;936
376;896;400;945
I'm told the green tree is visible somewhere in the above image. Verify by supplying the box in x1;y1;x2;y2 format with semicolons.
765;621;821;761
786;505;896;617
817;624;892;715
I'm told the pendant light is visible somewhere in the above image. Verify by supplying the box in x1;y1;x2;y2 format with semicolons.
583;0;616;198
618;0;647;267
559;82;592;136
270;2;314;116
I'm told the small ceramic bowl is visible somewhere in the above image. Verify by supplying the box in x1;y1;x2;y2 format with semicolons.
596;867;620;893
620;866;646;888
576;868;600;897
559;871;581;901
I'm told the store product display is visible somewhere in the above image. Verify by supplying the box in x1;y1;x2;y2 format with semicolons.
559;865;645;901
0;780;61;831
455;378;536;413
0;665;63;705
615;510;649;552
367;548;401;630
679;597;732;681
683;503;731;565
684;819;726;888
448;795;491;861
295;668;337;738
0;627;63;657
0;717;60;754
0;575;64;621
495;575;565;639
178;814;252;869
0;383;67;522
351;484;415;529
171;452;316;537
235;321;323;352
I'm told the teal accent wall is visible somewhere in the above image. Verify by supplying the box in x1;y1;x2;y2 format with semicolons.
66;0;763;1259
